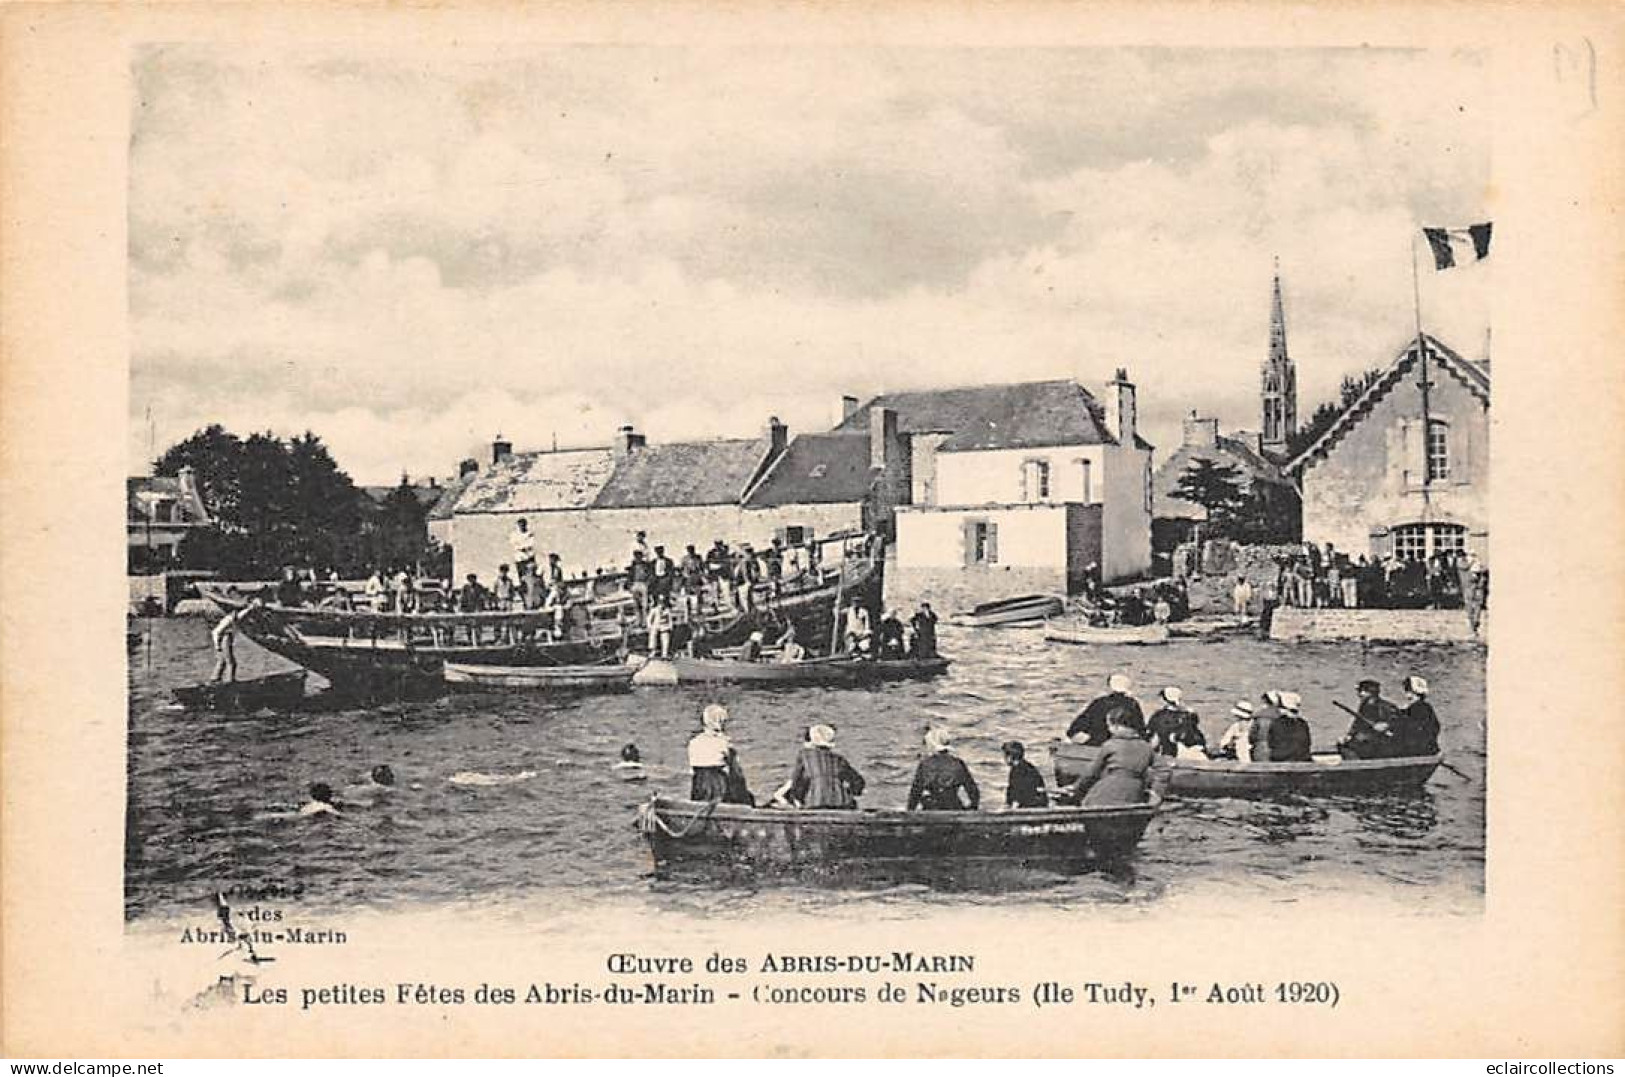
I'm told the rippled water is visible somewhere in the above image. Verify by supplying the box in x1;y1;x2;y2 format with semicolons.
126;618;1485;921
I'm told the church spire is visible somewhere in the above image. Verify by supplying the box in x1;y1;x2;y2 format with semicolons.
1261;258;1297;456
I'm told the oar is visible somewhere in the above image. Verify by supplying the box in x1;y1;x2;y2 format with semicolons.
1332;701;1469;781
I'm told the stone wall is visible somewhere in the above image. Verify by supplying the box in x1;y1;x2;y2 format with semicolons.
1268;607;1481;643
1173;541;1300;613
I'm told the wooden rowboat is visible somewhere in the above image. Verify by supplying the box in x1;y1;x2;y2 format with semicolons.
636;794;1158;878
644;654;950;686
1051;741;1443;798
172;670;307;712
947;594;1064;628
1166;615;1254;639
1043;619;1170;646
442;661;635;692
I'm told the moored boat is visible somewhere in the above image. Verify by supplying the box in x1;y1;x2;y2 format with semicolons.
1051;741;1443;798
947;593;1064;628
172;670;308;712
639;654;950;686
442;661;635;692
1043;619;1170;646
636;794;1159;877
1167;615;1253;639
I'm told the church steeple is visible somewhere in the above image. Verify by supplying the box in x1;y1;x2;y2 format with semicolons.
1261;258;1297;456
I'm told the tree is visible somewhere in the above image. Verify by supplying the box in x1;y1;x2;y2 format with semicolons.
154;424;244;522
1170;457;1250;538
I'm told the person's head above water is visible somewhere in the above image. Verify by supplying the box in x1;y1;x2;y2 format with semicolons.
370;765;395;786
308;782;336;805
621;743;641;763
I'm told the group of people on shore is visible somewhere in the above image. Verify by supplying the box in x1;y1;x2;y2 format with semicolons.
1212;542;1489;622
681;670;1442;813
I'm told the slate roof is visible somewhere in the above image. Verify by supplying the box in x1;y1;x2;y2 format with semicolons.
834;379;1149;452
127;475;210;525
744;432;874;507
456;448;617;514
1152;437;1294;520
362;484;445;510
1288;333;1490;473
426;471;477;522
592;439;771;509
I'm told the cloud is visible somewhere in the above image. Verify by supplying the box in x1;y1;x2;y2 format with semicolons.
130;45;1491;483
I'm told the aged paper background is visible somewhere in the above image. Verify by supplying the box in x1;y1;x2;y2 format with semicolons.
3;1;1623;1058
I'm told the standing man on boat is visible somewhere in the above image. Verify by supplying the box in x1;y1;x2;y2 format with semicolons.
509;518;536;580
209;598;262;683
907;729;980;811
679;545;706;619
773;724;866;809
1067;673;1145;745
909;603;939;659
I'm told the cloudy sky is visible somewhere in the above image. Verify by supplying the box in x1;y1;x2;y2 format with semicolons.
130;45;1492;484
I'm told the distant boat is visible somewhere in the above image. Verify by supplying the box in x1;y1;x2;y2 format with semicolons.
641;654;950;687
442;661;635;692
947;594;1064;628
172;671;307;712
1051;742;1443;798
1043;619;1169;646
1167;615;1253;639
636;794;1159;878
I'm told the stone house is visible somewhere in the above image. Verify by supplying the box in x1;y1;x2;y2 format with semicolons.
1152;414;1301;550
1289;333;1490;563
127;467;211;569
837;375;1155;602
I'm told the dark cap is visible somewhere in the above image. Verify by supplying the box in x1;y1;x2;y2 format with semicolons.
1000;741;1026;759
1357;679;1381;693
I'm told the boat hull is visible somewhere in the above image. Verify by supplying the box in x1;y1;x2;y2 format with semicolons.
1051;742;1443;798
654;655;950;686
442;661;635;691
1166;615;1253;639
1044;621;1169;646
947;594;1065;628
636;796;1157;878
172;671;307;712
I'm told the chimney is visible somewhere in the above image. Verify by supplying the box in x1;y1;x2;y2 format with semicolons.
870;406;898;471
841;395;860;422
1103;368;1137;447
617;424;646;457
459;457;479;478
1182;414;1219;449
177;465;198;497
767;416;788;457
428;476;438;489
491;435;513;465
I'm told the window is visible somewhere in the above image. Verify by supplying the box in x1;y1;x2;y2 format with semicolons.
966;520;999;565
153;500;174;524
1021;459;1050;502
1077;458;1093;503
1427;420;1450;481
1391;522;1467;562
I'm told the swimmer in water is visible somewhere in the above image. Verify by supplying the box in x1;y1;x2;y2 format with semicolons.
344;764;397;804
298;782;342;817
614;743;647;781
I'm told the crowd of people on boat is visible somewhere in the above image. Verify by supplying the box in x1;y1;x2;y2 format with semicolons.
681;670;1441;814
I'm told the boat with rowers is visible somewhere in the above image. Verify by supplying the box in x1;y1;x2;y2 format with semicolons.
947;593;1064;628
172;670;308;712
634;653;950;687
1050;741;1443;798
1043;619;1169;646
197;531;884;696
635;794;1160;879
442;660;635;692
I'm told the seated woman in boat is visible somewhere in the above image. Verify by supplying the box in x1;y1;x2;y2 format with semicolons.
1172;714;1209;761
1215;700;1257;762
777;632;807;664
877;610;907;659
1392;676;1441;757
1147;686;1196;757
1057;713;1156;806
1267;692;1313;762
1001;741;1047;809
1066;673;1144;746
907;728;980;811
771;724;866;810
686;705;753;804
1247;690;1283;762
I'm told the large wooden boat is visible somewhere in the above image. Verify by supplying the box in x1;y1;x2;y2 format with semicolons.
172;670;308;712
442;661;635;692
947;593;1064;628
197;532;884;696
1050;742;1443;798
1043;619;1170;646
642;654;950;686
635;794;1159;878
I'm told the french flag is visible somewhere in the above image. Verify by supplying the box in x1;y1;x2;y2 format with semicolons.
1423;223;1493;270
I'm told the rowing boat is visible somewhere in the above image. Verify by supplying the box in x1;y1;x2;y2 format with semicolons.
442;661;635;692
1043;619;1169;646
635;794;1159;878
638;654;950;686
1050;741;1443;798
172;670;307;712
1166;615;1254;639
947;594;1064;628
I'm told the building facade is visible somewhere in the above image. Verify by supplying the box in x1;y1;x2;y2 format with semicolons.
127;467;211;570
840;375;1153;602
1152;414;1301;549
1290;333;1489;562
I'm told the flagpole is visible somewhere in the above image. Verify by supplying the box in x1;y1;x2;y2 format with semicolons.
1411;232;1433;507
